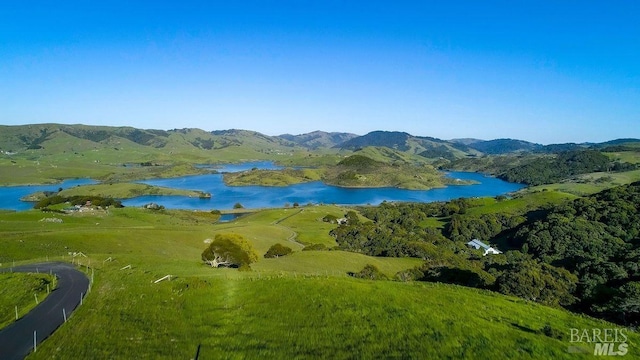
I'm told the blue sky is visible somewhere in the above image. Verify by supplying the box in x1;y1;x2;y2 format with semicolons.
1;1;638;144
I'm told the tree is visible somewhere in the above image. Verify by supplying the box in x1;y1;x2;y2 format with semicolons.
201;233;259;268
264;243;293;258
233;202;244;209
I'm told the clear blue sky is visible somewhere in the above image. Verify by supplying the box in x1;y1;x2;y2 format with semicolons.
1;1;638;144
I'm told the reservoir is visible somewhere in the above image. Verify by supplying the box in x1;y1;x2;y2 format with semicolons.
0;162;525;211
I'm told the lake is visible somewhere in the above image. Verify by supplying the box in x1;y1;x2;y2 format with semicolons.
0;178;97;211
0;162;525;211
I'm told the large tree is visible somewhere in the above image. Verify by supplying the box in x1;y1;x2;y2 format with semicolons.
202;233;259;268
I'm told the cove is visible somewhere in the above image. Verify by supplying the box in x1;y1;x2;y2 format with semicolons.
0;178;96;211
0;162;525;211
121;165;525;210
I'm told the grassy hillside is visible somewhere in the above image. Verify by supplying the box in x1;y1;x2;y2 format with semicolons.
322;154;454;190
520;169;640;196
464;190;578;217
22;183;208;202
0;273;55;329
0;206;637;359
224;168;323;186
223;150;456;189
336;131;479;160
0;125;312;185
278;131;359;149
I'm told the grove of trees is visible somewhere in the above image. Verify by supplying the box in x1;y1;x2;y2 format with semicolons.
327;181;640;327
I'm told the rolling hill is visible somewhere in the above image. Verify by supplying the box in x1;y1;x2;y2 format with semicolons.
1;205;636;359
335;131;480;160
278;130;358;149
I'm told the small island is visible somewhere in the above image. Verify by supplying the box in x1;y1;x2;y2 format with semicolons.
224;154;475;190
23;183;208;202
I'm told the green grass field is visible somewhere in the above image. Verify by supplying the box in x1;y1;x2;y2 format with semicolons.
522;169;640;197
0;273;55;330
465;191;577;217
0;205;638;359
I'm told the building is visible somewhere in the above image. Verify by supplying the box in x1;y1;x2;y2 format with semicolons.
466;239;502;256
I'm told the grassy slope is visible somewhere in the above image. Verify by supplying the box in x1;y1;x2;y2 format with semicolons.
0;125;313;186
323;153;448;190
57;183;206;199
22;183;208;202
33;268;637;360
0;273;55;330
0;206;637;358
224;168;323;186
465;191;578;217
522;170;640;197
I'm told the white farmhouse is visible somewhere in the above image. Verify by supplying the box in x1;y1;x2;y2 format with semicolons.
466;239;502;256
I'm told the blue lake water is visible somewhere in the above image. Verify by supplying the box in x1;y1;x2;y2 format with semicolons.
0;178;97;211
0;162;525;211
121;169;524;210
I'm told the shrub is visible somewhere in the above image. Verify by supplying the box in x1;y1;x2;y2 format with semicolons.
302;243;327;251
349;264;388;280
322;214;338;223
264;243;293;258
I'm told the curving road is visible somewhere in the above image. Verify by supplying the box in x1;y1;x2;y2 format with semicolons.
0;262;89;360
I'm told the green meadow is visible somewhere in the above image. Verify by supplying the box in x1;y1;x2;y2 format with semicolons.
0;273;55;330
523;169;640;197
465;190;578;217
1;205;638;359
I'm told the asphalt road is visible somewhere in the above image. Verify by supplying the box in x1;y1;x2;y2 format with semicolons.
0;262;89;360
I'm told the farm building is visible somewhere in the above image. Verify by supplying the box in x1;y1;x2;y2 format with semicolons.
466;239;502;256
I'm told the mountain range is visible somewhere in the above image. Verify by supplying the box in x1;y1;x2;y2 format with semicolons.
1;124;638;160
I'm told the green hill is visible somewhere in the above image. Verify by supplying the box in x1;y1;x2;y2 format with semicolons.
278;130;359;149
0;124;310;185
1;205;636;359
335;131;480;160
323;154;450;189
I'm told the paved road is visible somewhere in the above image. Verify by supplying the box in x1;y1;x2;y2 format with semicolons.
0;262;89;360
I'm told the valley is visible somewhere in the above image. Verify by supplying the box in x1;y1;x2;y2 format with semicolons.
1;124;639;359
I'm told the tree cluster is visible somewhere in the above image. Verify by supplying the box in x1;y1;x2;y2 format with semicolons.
327;182;640;326
498;150;611;185
34;195;123;209
513;182;640;325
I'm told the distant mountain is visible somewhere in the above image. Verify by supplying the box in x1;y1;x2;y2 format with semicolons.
592;138;640;148
466;138;640;155
537;143;585;153
1;124;635;165
278;131;358;149
335;131;480;160
0;124;306;163
465;138;542;154
336;131;415;151
449;138;485;145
